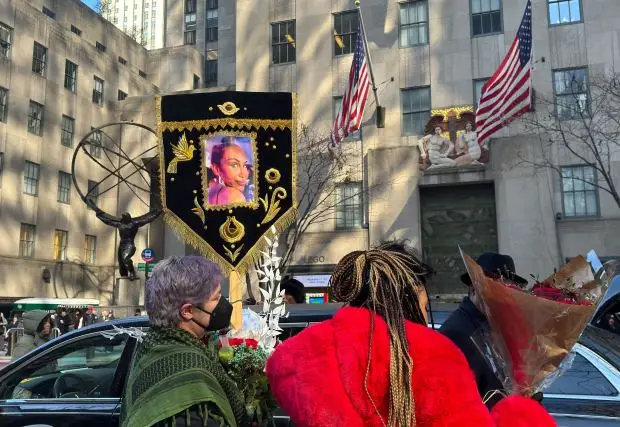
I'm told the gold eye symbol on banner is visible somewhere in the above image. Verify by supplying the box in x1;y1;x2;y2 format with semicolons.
219;216;245;243
217;102;241;116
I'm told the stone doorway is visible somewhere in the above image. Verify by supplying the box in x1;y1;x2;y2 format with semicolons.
420;183;498;298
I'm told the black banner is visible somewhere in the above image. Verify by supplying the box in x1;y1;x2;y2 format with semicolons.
157;91;297;274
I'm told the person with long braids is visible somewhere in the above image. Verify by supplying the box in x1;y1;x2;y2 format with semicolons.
266;241;556;427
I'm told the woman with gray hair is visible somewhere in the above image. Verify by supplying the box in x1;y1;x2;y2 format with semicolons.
121;256;248;427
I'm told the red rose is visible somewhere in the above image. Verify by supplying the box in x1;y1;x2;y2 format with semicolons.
228;338;245;347
244;338;259;349
220;337;259;349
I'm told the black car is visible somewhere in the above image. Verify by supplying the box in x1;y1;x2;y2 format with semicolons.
0;303;618;426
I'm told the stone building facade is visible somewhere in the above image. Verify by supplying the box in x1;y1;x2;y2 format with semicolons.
0;0;202;304
166;0;620;298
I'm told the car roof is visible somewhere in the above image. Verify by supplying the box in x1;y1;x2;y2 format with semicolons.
580;325;620;371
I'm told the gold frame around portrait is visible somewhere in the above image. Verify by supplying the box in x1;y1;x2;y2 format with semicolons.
199;130;260;212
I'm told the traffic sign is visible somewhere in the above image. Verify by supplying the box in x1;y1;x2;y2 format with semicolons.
138;263;156;272
141;248;155;262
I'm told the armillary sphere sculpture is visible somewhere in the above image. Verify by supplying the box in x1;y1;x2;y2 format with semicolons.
71;122;162;281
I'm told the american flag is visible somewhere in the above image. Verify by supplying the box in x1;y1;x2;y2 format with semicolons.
476;0;532;145
331;21;370;147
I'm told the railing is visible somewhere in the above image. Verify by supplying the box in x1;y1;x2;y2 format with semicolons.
4;327;24;357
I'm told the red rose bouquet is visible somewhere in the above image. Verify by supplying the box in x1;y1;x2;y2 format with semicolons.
461;250;614;397
218;333;278;426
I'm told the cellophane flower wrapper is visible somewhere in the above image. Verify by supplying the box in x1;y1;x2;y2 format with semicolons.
461;250;613;396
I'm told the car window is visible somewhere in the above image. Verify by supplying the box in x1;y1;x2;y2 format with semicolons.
545;353;619;397
0;334;128;400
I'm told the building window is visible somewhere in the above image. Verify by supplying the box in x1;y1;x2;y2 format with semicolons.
474;78;490;108
89;127;103;158
93;76;104;106
32;42;47;76
27;101;44;135
64;60;78;92
206;53;217;87
42;6;56;20
333;97;361;140
336;182;363;229
84;235;97;264
184;30;196;45
185;0;197;13
19;223;36;258
334;11;359;56
562;166;598;217
553;68;588;120
193;74;200;89
272;21;296;64
118;56;127;65
70;25;82;36
57;171;71;204
206;1;218;42
139;70;147;78
402;87;431;136
399;1;429;47
23;160;40;195
549;0;581;25
87;180;99;207
118;90;128;101
61;115;74;147
96;42;106;53
471;0;503;36
53;229;68;261
0;22;12;59
185;12;197;30
0;86;7;122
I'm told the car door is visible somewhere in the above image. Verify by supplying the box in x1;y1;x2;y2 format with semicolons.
543;344;620;427
0;331;135;427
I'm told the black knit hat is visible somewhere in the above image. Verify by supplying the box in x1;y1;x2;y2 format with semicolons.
461;252;528;287
281;278;305;303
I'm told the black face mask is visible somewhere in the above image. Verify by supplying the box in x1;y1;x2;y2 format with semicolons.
194;298;233;332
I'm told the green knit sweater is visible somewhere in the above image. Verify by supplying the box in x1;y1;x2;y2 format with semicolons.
121;327;248;427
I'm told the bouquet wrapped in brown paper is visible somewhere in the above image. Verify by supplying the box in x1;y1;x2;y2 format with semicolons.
460;249;614;397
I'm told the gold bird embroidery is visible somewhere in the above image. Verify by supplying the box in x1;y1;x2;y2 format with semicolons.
167;133;196;174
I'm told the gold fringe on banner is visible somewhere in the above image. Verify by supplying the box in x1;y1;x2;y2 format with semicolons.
162;206;298;277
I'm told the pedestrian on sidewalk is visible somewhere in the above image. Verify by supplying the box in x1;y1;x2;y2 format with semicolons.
11;311;53;360
56;309;71;334
0;312;7;353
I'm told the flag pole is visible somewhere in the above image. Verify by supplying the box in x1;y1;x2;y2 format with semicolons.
356;0;384;128
355;0;377;247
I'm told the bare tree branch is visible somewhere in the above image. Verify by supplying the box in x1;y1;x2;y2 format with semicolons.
518;72;620;210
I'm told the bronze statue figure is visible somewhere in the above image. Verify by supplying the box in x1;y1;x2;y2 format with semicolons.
86;198;161;280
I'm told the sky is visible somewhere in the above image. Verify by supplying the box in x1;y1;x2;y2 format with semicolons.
81;0;98;11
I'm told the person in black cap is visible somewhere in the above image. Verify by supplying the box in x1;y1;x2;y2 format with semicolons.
440;252;528;408
281;278;306;304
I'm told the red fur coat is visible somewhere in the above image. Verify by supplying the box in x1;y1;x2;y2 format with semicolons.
266;306;557;427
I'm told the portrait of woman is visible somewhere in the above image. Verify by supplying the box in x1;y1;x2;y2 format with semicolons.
206;136;254;206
